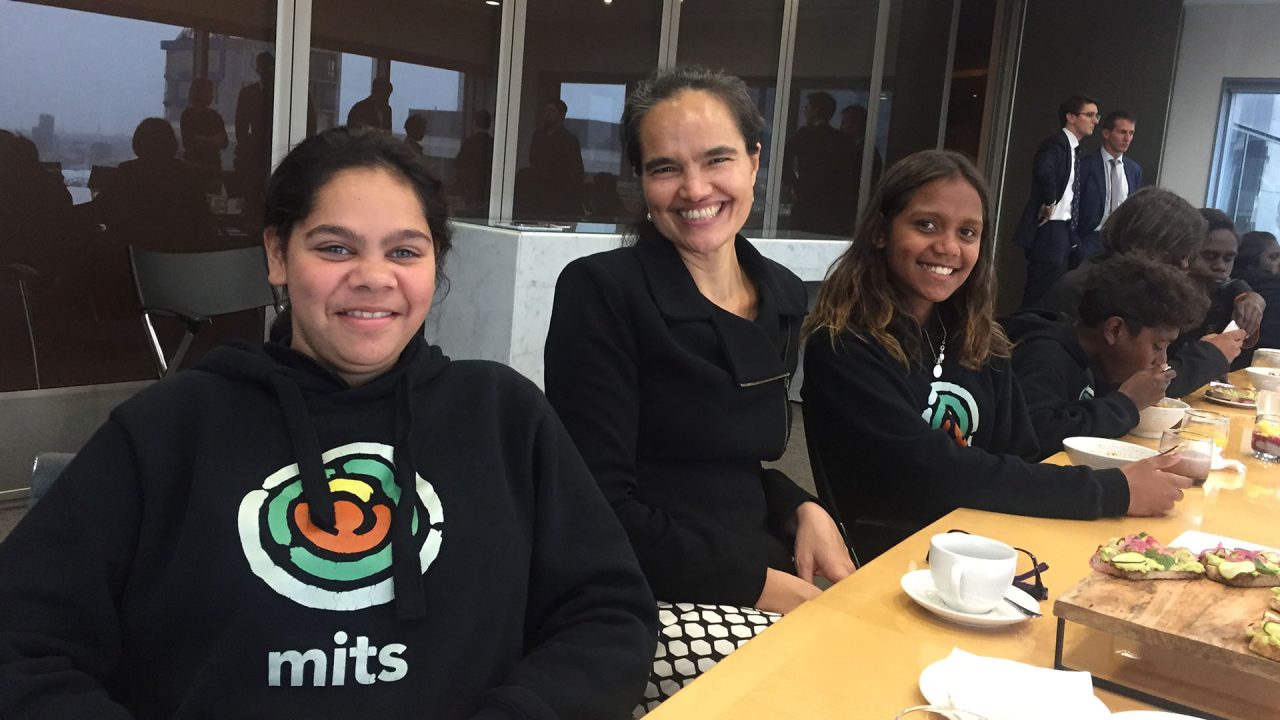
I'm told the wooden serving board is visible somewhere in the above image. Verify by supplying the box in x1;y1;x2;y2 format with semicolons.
1054;573;1280;681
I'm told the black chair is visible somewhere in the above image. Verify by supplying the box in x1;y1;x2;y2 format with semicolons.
801;402;915;568
30;452;74;509
128;245;279;377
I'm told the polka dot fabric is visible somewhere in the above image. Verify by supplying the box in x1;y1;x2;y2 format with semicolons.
633;601;780;717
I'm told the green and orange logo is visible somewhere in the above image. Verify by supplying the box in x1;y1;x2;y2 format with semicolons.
238;442;444;610
921;381;980;448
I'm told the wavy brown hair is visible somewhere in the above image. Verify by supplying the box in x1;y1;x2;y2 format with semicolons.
802;150;1009;371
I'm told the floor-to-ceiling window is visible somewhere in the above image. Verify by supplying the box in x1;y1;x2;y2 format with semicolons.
1210;81;1280;234
0;0;278;392
310;0;503;220
511;0;663;224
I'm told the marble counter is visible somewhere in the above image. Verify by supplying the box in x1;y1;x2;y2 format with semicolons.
425;222;851;388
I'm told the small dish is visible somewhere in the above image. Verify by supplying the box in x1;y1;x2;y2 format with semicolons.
1246;366;1280;392
1204;382;1257;409
1133;398;1189;439
900;569;1039;628
1063;437;1158;470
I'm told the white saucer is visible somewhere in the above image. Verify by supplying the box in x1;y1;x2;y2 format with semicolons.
901;569;1039;628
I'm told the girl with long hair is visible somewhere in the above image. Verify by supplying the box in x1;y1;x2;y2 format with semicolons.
801;149;1192;562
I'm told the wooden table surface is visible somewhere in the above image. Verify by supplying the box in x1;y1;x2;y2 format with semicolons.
647;373;1280;719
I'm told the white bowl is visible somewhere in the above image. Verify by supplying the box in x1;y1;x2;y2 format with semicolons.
1062;436;1158;470
1133;398;1189;439
1246;366;1280;392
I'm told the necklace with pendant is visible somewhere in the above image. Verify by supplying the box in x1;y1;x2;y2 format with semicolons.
921;313;947;379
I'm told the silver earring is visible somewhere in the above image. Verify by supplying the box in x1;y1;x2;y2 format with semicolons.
646;211;652;222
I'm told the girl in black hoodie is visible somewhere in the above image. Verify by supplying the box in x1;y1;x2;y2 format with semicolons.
0;127;656;719
801;150;1194;563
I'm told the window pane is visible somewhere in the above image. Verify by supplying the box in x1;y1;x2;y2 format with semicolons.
0;1;277;391
881;0;954;167
1214;91;1280;233
514;0;662;223
677;0;785;231
782;0;880;236
311;0;503;218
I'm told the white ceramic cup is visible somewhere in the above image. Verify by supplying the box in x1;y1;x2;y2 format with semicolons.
929;533;1018;614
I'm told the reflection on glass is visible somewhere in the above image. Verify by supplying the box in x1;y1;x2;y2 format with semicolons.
1213;89;1280;233
881;0;954;168
312;0;502;218
677;0;785;231
0;2;276;391
942;0;997;161
783;0;880;236
515;0;662;223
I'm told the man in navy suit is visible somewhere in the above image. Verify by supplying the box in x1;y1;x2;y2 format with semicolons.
1013;95;1100;307
1072;110;1143;267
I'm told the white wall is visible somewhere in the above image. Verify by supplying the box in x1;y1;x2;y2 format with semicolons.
1161;2;1280;204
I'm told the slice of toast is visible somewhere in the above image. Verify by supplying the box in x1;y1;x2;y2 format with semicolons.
1090;533;1205;580
1200;547;1280;587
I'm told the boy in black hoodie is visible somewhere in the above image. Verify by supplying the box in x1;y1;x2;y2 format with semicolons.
1007;255;1209;459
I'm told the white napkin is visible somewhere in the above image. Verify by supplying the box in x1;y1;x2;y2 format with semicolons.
921;648;1111;720
1209;446;1244;472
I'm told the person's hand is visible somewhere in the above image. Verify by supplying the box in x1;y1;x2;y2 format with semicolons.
792;502;855;585
1234;292;1265;340
1202;329;1246;363
1118;366;1176;410
1036;203;1052;227
755;568;822;615
1120;453;1194;516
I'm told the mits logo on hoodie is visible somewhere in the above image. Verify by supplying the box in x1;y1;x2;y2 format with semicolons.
238;441;444;611
921;381;980;448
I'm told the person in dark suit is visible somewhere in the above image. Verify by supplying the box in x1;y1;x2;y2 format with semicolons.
1073;110;1142;267
1013;95;1099;307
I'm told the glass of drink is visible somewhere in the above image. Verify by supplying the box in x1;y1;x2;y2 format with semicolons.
1183;409;1230;452
1253;348;1280;369
1160;429;1213;485
1252;413;1280;463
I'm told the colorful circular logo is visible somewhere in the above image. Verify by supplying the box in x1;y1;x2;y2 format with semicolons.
238;441;444;610
922;381;981;448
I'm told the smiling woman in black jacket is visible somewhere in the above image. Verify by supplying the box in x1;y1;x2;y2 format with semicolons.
544;67;851;712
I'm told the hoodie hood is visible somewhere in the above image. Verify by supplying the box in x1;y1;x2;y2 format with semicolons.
195;334;449;619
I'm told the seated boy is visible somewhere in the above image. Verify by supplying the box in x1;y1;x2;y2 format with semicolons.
1035;188;1252;397
1007;255;1208;459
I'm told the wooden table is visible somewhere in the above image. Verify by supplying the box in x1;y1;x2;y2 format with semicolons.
647;377;1280;719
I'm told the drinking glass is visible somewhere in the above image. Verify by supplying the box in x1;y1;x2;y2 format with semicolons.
1183;409;1230;451
1252;413;1280;463
1160;429;1213;485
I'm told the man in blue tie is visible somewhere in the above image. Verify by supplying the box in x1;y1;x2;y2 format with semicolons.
1013;95;1100;307
1073;110;1143;268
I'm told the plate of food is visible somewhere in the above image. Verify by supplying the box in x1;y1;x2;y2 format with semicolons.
1203;382;1257;408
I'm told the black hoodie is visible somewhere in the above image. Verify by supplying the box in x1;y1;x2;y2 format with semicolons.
0;336;657;719
802;325;1130;561
1004;310;1139;460
1036;258;1234;397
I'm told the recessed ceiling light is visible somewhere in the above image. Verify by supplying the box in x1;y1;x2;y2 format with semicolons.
485;0;499;5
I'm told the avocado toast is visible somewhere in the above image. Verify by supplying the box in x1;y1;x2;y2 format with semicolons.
1201;546;1280;587
1089;533;1205;580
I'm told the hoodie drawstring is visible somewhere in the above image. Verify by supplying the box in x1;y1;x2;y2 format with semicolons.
391;376;427;619
269;373;336;533
267;369;428;620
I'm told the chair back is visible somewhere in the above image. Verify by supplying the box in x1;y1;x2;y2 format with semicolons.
30;452;75;509
128;245;278;376
801;402;861;568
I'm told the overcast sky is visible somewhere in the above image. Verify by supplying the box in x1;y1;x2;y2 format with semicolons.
3;1;631;140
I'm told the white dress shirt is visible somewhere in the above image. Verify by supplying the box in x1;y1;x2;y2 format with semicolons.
1095;149;1129;231
1048;128;1080;223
